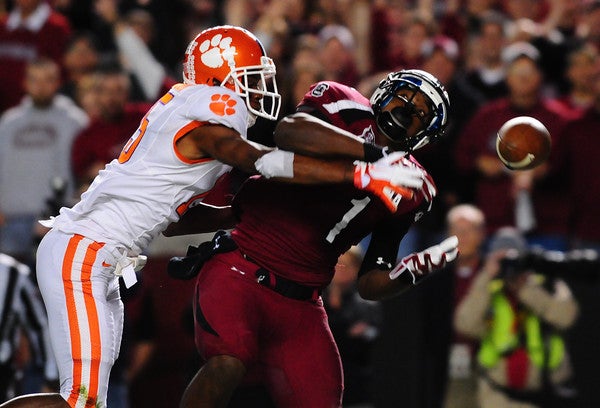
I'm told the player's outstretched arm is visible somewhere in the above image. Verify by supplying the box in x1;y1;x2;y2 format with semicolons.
183;123;423;212
357;231;459;300
274;112;386;162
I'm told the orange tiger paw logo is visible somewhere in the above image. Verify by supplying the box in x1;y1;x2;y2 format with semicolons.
209;94;237;116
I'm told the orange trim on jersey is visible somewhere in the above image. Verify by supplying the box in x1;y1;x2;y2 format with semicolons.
158;92;175;105
176;191;211;216
173;120;216;164
81;240;104;407
63;234;84;407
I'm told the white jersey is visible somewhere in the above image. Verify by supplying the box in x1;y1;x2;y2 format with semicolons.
52;84;248;254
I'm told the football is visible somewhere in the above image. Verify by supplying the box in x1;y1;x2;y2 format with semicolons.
496;116;551;170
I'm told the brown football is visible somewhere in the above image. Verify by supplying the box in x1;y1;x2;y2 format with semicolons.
496;116;551;170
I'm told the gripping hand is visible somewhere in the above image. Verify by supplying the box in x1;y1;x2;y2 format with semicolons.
354;152;425;212
389;236;459;283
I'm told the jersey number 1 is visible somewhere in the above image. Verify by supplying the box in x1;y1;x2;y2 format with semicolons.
326;197;370;243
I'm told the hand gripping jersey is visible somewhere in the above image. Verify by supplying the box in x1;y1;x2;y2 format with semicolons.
52;84;247;254
231;81;433;287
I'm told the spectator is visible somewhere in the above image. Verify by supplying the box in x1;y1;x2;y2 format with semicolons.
455;227;579;408
324;246;382;407
59;31;101;104
455;41;571;248
552;63;600;252
97;5;178;102
317;24;360;87
416;35;484;234
394;13;435;70
0;0;71;113
0;252;57;403
70;65;151;187
554;42;598;119
463;11;509;101
576;0;600;52
443;204;488;408
0;58;88;262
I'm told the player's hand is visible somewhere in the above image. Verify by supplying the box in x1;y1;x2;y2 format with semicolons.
389;236;459;283
353;152;425;212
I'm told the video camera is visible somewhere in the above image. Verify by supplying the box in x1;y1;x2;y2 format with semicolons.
499;247;600;282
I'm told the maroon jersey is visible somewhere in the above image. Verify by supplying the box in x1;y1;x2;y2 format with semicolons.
232;82;432;287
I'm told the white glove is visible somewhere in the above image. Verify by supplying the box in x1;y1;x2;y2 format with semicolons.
389;236;459;283
354;152;425;212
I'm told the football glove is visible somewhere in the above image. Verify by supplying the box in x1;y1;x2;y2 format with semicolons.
354;152;425;212
389;236;459;283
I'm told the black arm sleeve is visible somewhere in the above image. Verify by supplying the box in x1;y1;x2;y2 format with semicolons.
358;219;412;277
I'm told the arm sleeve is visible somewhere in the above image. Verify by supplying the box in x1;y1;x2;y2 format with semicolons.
358;220;410;277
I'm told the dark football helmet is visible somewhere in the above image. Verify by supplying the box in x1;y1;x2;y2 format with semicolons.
370;69;450;151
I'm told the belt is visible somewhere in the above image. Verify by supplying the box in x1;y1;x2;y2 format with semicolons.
242;253;321;302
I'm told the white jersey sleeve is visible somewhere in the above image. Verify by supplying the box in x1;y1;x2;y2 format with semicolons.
185;86;248;138
51;84;251;254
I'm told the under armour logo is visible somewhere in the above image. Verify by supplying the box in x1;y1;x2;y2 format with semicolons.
257;274;265;283
376;257;392;269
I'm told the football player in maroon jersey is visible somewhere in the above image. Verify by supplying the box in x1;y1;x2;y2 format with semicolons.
169;70;459;408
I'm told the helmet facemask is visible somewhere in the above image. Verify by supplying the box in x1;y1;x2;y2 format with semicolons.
223;56;281;125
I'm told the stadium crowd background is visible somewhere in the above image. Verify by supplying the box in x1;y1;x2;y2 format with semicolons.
1;0;600;407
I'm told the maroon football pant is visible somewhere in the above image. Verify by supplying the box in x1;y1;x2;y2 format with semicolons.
193;250;343;407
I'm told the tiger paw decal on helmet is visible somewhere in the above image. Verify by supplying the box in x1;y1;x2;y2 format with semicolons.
199;34;236;69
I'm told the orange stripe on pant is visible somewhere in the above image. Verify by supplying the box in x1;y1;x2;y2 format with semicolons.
62;234;105;408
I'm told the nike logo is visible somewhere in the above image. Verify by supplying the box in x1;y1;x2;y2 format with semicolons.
102;261;112;267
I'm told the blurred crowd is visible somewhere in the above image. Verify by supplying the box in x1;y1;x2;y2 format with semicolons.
1;0;600;407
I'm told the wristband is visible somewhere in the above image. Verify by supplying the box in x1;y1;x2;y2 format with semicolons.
255;150;295;178
363;143;385;163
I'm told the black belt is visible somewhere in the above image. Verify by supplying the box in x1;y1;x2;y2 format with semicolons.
242;253;321;302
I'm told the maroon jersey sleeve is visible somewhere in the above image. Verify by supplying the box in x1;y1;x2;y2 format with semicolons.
297;81;377;142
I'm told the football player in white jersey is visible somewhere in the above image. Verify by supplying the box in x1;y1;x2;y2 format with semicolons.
0;26;427;408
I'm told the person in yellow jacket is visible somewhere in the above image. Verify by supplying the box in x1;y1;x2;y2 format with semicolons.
454;227;579;408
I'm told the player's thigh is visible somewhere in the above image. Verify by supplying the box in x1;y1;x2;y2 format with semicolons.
193;256;262;367
265;300;343;408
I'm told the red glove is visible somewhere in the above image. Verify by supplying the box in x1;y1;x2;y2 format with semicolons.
389;236;459;283
354;152;425;212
